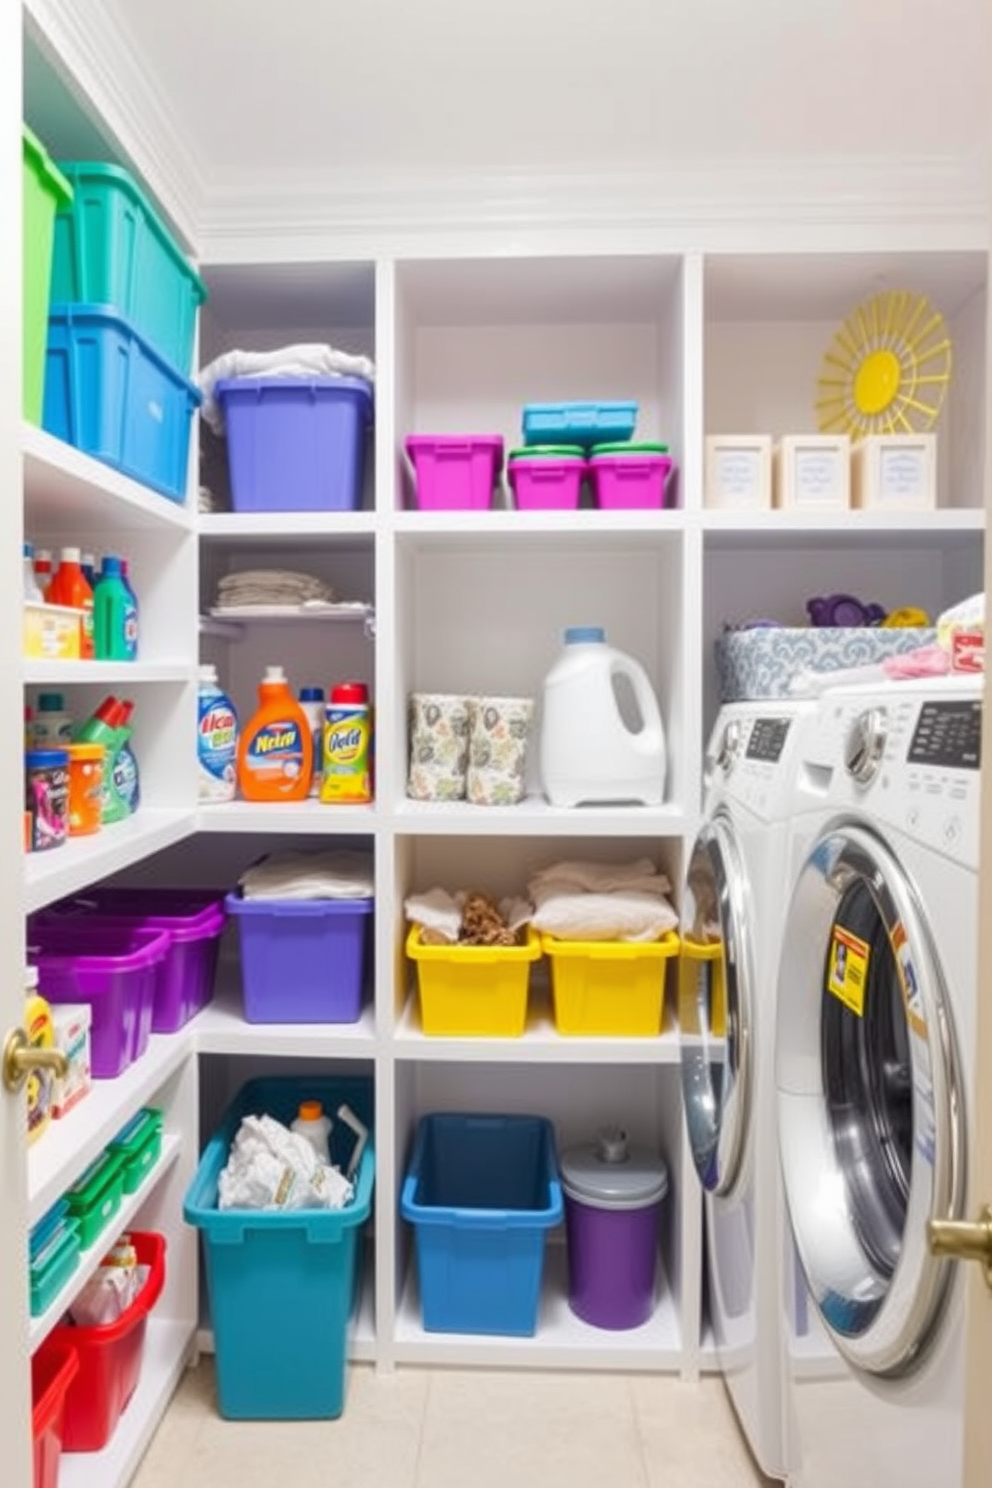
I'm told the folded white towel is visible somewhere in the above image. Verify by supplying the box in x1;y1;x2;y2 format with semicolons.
217;570;335;608
528;858;671;899
240;850;374;901
198;344;376;435
527;857;676;942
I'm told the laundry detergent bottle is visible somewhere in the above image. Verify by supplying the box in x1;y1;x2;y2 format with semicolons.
237;666;312;802
539;627;667;807
198;665;238;803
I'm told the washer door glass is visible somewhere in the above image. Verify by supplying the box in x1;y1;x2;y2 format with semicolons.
680;813;753;1198
776;825;964;1377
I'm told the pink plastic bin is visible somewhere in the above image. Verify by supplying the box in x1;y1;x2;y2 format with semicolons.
508;456;586;511
589;450;675;510
406;434;503;510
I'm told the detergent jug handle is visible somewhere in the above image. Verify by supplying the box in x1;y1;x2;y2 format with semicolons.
612;655;665;756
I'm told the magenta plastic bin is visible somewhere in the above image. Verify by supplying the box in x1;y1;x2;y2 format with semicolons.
218;376;373;514
225;893;373;1024
405;435;503;511
34;890;226;1033
508;456;585;511
27;924;169;1078
589;450;675;510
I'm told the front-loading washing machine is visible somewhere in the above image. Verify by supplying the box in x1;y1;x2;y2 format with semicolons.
680;699;818;1482
775;677;981;1488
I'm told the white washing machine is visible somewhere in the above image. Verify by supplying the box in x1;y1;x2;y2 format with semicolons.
775;677;981;1488
680;699;817;1482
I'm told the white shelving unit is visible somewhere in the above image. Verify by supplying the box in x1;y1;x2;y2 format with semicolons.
11;13;988;1486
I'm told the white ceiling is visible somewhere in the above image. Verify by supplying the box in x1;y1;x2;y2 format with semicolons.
102;0;987;189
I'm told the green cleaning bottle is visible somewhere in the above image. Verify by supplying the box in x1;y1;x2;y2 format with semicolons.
74;696;139;823
94;556;138;661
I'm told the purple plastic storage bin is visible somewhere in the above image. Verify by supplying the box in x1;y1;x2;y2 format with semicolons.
508;456;585;511
218;376;373;514
405;435;503;511
589;451;675;510
27;924;169;1079
34;890;226;1033
225;893;373;1024
560;1129;668;1331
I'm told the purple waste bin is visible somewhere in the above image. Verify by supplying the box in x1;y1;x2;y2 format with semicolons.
560;1126;668;1330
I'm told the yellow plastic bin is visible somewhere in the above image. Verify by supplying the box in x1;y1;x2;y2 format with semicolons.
678;938;727;1037
542;932;680;1036
406;924;541;1037
22;127;72;424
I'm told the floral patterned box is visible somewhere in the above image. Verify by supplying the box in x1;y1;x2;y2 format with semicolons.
715;626;937;701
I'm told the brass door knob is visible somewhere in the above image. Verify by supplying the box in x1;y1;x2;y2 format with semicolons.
2;1028;69;1094
927;1206;992;1290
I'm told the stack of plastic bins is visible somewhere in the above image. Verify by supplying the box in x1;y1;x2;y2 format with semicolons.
22;127;72;423
184;1075;375;1420
43;161;205;501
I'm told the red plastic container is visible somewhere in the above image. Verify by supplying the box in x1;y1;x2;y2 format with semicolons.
32;1340;78;1488
405;434;503;510
51;1231;165;1452
589;446;675;510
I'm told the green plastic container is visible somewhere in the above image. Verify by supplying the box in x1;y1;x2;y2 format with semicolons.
109;1108;163;1194
507;444;586;462
22;127;72;424
51;161;206;376
63;1149;126;1249
29;1218;81;1316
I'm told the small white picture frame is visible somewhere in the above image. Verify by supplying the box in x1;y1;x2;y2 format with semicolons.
773;435;851;511
851;434;937;511
704;436;773;510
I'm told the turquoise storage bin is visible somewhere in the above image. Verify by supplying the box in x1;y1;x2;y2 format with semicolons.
43;304;201;502
51;162;206;376
183;1075;374;1420
401;1113;562;1337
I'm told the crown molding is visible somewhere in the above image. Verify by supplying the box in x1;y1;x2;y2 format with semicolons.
196;154;989;262
24;0;205;248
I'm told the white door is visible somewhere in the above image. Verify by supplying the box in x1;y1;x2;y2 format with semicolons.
3;18;36;1486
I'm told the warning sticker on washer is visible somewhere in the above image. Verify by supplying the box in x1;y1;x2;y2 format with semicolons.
827;926;870;1016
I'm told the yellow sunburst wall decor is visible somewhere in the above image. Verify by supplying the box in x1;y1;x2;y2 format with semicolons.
815;289;952;442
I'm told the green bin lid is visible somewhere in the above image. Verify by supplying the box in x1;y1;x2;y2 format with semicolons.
589;442;670;456
508;445;586;461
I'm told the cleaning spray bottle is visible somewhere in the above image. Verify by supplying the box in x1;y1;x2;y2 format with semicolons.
198;665;238;803
237;667;312;802
75;697;140;822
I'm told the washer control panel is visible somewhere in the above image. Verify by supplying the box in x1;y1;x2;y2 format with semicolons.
907;699;981;771
745;716;792;764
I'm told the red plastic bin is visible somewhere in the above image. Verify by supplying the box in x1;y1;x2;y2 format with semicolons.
32;1340;78;1488
51;1231;166;1452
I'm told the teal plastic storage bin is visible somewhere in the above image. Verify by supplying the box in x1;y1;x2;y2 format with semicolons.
51;162;206;376
401;1113;562;1337
184;1075;374;1420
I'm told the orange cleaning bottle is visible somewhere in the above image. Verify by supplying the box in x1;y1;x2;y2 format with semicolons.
46;547;94;659
237;666;313;802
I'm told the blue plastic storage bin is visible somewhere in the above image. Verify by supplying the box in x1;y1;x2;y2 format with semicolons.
218;376;374;513
522;401;638;450
224;892;373;1024
43;304;201;502
183;1075;374;1420
401;1113;562;1337
51;161;206;377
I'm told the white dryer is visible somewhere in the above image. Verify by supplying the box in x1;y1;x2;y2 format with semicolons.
680;699;817;1482
775;678;981;1488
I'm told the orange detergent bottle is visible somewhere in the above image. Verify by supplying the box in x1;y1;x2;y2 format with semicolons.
237;666;313;802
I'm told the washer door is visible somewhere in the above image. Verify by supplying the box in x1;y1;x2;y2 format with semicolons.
776;823;964;1377
680;812;754;1198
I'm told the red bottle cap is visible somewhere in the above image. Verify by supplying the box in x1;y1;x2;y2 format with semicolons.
331;682;368;704
93;696;121;723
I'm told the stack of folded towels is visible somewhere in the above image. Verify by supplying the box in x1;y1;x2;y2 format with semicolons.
215;569;335;611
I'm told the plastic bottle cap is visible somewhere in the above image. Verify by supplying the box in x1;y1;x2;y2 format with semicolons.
35;550;51;563
331;682;368;704
100;556;123;577
564;626;606;645
67;743;105;761
299;687;325;702
25;749;70;766
37;693;66;712
23;541;33;558
199;664;218;683
25;967;38;991
82;553;95;566
59;547;81;563
263;666;287;683
298;1101;324;1121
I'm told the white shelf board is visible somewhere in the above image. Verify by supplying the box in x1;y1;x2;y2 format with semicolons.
395;986;680;1064
23;424;194;535
28;1034;193;1226
24;808;196;914
196;800;377;834
199;511;377;541
29;1135;182;1351
701;507;985;549
393;795;685;838
394;1246;683;1372
193;977;378;1057
393;509;688;546
23;660;192;686
59;1317;194;1488
200;604;374;642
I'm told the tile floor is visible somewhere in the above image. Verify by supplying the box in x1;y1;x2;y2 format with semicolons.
132;1359;773;1488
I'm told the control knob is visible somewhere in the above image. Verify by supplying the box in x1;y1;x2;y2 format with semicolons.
717;719;743;774
846;707;887;785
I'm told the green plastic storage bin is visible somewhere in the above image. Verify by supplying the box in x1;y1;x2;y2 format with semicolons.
51;161;206;376
64;1149;126;1249
22;127;72;423
109;1108;163;1194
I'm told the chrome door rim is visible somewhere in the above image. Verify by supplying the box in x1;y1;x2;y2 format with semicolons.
776;820;964;1377
680;810;754;1199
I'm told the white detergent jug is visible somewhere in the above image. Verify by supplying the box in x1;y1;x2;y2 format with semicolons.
539;627;667;807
